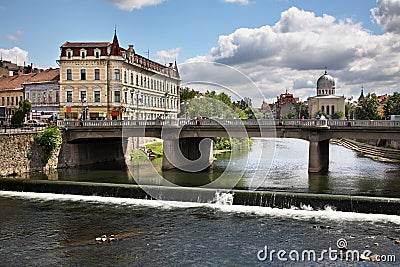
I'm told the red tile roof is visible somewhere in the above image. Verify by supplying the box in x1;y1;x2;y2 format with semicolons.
0;68;59;91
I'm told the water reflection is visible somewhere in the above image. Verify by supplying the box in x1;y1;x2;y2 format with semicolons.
21;138;400;197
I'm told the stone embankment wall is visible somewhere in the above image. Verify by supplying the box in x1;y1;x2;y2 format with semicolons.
0;133;59;177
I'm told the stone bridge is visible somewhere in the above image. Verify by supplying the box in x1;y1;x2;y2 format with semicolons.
57;119;400;173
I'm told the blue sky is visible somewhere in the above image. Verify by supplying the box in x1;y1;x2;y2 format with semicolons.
1;0;400;105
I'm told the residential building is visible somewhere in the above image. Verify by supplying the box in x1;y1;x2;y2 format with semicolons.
274;91;298;119
0;74;29;121
23;68;60;121
0;68;60;122
58;31;180;120
308;70;345;119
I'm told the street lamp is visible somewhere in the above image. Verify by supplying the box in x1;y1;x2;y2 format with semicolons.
194;95;203;119
79;97;87;120
164;92;168;119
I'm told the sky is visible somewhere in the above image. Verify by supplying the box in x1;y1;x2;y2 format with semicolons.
1;0;400;106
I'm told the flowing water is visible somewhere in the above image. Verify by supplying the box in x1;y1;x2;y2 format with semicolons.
1;138;400;266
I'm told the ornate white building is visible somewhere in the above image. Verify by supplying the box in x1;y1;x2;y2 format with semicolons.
58;31;180;120
308;70;345;119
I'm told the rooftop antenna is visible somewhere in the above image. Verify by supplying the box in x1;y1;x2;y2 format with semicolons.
144;49;150;59
324;66;328;74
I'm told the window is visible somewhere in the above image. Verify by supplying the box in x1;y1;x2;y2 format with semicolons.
67;50;72;59
114;69;120;81
332;105;335;115
94;91;101;103
81;49;86;59
80;91;87;102
321;105;325;113
6;97;9;106
94;69;100;80
80;69;86;80
130;73;134;85
55;91;59;103
326;106;330;115
66;91;73;103
114;91;120;103
11;97;14;106
124;71;127;83
95;50;100;58
136;75;139;86
1;97;3;105
20;96;23;102
124;92;128;104
67;69;72;80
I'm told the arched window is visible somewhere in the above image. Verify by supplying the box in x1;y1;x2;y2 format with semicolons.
321;105;325;113
332;105;335;115
326;105;330;115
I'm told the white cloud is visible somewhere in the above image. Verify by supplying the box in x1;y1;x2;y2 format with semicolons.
107;0;164;11
155;47;181;65
183;6;400;106
0;47;29;66
371;0;400;34
223;0;249;5
6;30;24;42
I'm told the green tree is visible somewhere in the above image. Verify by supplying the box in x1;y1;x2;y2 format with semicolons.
331;111;344;119
384;92;400;119
11;100;32;125
355;93;380;120
294;101;309;119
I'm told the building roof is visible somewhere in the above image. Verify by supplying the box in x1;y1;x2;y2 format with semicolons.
61;42;110;48
0;68;59;91
317;70;335;90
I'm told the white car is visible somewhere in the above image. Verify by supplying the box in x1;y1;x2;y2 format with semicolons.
25;119;47;127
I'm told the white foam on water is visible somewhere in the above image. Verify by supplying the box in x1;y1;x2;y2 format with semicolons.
1;190;400;225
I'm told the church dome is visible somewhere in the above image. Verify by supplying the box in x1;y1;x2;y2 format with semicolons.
316;70;335;96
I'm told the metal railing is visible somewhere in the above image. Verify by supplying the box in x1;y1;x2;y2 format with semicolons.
0;125;47;134
57;119;400;129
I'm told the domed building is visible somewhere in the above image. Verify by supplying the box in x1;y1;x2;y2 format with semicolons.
307;70;345;119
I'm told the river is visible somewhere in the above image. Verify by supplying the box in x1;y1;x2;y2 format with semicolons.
0;138;399;266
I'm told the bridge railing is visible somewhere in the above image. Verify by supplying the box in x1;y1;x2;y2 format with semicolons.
57;119;400;128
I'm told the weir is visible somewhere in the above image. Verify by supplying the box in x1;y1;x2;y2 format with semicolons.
1;179;400;216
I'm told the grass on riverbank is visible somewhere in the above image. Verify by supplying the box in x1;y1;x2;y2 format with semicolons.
145;141;163;157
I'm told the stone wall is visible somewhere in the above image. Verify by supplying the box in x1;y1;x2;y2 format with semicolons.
0;133;59;177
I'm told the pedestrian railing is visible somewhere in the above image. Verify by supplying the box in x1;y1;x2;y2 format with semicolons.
57;119;400;129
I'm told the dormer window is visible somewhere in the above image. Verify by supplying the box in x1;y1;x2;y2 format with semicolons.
94;49;101;59
66;49;72;59
80;49;87;59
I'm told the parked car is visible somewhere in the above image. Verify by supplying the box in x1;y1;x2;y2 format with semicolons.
25;119;47;127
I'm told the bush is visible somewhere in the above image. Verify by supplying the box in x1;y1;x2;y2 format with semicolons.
35;125;62;163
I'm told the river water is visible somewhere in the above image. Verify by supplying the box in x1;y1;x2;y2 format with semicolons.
0;138;400;266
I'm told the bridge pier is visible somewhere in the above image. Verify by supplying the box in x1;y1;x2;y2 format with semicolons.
308;139;330;173
162;137;214;172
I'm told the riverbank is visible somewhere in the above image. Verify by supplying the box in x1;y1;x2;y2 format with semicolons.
1;179;400;215
332;139;400;163
0;133;59;177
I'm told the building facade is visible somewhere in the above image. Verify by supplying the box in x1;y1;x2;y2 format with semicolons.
0;75;28;121
58;32;180;120
24;68;60;121
308;70;345;119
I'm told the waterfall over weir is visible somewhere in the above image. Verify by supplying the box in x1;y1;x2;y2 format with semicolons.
1;179;400;216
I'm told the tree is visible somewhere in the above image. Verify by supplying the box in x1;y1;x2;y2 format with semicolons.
11;100;32;125
355;93;380;120
294;101;309;119
331;111;344;119
384;92;400;119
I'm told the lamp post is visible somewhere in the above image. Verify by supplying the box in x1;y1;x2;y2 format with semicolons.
79;97;87;120
164;92;168;119
194;95;203;119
